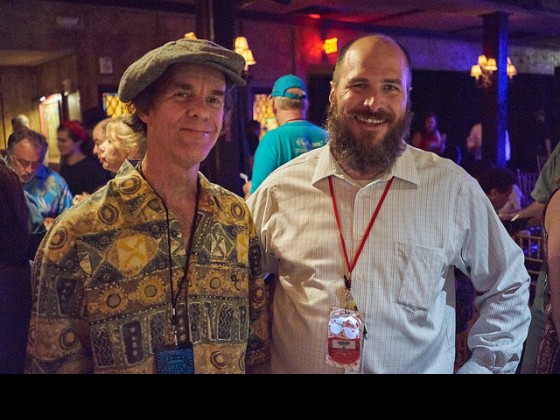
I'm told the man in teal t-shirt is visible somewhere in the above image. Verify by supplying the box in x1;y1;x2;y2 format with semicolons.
248;74;329;196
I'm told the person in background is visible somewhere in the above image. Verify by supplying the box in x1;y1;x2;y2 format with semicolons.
57;120;111;197
532;107;554;159
535;185;560;373
519;107;554;172
23;191;47;259
11;114;30;132
70;117;115;205
411;111;445;155
0;159;32;374
509;140;560;373
4;124;47;256
92;117;112;164
466;122;511;163
498;183;524;218
476;166;518;215
247;34;530;374
81;106;109;159
81;106;108;134
98;115;146;173
25;37;270;374
5;128;72;230
8;114;31;147
246;74;329;197
533;184;560;373
467;159;523;221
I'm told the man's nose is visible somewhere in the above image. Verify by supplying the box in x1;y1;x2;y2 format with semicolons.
364;96;375;108
186;95;211;119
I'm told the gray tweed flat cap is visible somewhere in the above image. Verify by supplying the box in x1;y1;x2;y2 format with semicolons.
118;38;246;102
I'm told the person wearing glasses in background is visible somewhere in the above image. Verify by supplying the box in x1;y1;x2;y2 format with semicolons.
5;128;72;230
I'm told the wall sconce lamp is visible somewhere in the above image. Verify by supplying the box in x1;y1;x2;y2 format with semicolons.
470;54;517;85
506;57;518;78
234;36;256;71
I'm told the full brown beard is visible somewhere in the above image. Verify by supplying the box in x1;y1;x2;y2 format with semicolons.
326;98;413;176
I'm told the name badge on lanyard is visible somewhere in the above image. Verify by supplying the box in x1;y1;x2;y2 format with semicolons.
155;344;195;374
326;307;364;371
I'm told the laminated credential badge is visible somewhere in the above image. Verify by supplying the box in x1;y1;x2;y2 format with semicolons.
326;307;364;371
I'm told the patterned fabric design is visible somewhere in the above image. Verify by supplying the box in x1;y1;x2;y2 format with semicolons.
25;160;270;374
23;165;73;219
536;290;560;373
536;187;560;374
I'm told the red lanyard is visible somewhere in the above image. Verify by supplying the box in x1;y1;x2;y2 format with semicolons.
328;175;394;284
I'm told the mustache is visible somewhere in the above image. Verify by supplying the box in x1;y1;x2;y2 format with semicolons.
326;100;412;176
349;108;395;123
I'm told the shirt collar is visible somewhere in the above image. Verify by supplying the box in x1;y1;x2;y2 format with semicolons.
312;142;420;187
118;159;220;214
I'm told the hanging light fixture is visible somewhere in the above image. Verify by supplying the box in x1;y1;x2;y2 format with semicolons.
182;32;256;72
506;57;517;78
234;36;256;71
471;54;517;86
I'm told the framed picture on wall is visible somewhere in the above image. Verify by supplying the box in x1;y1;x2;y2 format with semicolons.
250;87;276;136
38;94;62;166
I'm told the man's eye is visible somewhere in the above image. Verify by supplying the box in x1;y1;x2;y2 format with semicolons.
383;85;400;92
174;91;190;99
208;97;223;107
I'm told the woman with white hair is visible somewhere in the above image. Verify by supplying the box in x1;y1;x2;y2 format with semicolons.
99;115;146;173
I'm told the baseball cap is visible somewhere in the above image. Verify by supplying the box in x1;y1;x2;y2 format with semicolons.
118;38;246;103
270;74;307;99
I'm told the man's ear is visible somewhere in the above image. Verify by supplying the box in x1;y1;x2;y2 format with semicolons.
137;109;150;125
328;81;336;104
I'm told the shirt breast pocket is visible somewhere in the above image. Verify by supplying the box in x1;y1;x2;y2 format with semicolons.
394;243;446;313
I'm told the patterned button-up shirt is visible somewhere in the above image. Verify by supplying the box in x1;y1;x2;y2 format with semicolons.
26;161;270;373
23;164;73;219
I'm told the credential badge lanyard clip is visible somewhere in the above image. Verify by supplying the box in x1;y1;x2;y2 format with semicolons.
328;175;394;339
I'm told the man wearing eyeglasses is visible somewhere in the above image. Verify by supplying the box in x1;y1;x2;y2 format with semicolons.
6;128;72;230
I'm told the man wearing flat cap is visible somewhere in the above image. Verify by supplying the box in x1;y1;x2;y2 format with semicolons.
25;38;270;374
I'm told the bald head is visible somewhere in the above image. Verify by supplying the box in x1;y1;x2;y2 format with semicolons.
11;114;30;131
333;35;412;92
